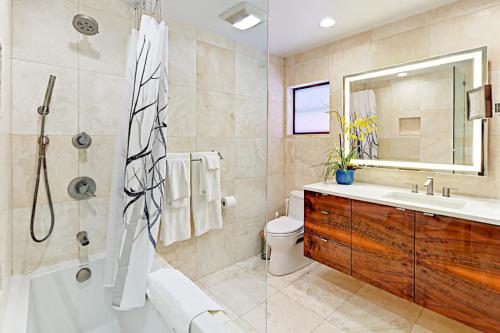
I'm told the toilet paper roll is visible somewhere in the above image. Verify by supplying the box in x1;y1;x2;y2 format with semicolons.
221;196;237;208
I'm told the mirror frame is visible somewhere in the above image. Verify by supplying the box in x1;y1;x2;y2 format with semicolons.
343;47;488;175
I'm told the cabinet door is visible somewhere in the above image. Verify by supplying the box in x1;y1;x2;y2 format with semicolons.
415;213;500;333
304;232;351;274
352;200;415;301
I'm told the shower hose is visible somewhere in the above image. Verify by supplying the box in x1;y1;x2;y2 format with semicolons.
30;75;56;243
29;141;55;243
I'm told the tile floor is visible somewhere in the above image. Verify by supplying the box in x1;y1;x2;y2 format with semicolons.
197;255;482;333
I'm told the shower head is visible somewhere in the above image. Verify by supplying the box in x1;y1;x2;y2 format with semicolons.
72;14;99;35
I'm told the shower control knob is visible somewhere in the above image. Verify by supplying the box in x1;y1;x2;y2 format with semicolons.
72;132;92;149
68;177;97;200
76;231;90;246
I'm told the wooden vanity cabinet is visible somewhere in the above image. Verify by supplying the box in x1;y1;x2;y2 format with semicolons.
304;191;351;274
415;212;500;333
303;190;500;332
351;200;415;301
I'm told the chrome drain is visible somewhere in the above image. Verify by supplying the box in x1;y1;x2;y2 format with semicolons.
76;267;92;283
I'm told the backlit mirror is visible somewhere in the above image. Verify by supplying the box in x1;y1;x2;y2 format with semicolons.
344;47;488;175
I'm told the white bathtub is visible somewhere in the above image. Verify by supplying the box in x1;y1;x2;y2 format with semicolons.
0;255;227;333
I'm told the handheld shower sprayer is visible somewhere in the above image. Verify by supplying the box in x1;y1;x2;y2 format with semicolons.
30;75;56;243
38;75;56;115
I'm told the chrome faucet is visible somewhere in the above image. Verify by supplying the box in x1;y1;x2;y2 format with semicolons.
423;177;434;195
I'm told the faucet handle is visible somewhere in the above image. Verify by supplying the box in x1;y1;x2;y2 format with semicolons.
442;187;458;197
405;182;418;193
76;231;89;246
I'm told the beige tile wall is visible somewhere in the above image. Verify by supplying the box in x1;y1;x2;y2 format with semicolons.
156;20;268;280
9;0;133;274
8;0;268;279
0;0;12;288
267;55;286;219
283;0;500;199
359;68;456;163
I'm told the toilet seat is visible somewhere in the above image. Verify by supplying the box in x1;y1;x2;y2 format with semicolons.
266;216;304;237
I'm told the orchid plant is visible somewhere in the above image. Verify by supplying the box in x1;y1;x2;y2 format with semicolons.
319;109;377;182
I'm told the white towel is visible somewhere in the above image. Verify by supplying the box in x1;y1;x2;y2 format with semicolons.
161;153;191;246
200;154;221;202
191;152;223;237
147;269;223;333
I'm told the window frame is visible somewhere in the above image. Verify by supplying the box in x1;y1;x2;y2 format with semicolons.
292;81;330;135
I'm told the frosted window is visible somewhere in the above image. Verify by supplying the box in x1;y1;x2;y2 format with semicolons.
293;82;330;134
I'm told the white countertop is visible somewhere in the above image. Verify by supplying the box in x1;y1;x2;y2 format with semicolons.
304;182;500;227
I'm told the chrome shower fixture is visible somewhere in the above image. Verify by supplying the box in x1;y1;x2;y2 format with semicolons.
30;75;56;243
72;14;99;35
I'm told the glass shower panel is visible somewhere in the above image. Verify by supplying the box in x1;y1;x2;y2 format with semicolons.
72;0;269;330
453;66;466;165
156;1;269;331
453;65;474;169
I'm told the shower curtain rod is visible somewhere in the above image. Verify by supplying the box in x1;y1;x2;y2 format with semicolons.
134;0;162;28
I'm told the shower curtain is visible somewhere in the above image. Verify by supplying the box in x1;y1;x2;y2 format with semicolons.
104;15;168;310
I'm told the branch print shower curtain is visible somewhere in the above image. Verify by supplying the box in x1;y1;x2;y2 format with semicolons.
104;15;168;310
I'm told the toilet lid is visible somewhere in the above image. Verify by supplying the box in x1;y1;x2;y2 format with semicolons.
266;216;303;235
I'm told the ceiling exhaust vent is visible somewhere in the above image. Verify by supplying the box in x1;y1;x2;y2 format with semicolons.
220;2;266;31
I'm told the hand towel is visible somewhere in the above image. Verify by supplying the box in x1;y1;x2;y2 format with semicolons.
160;153;191;246
205;154;220;171
200;154;221;202
191;152;223;237
147;269;224;333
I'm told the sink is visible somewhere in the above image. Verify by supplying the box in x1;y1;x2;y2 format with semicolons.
383;191;466;209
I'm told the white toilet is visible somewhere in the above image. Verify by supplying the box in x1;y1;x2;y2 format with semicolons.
265;190;311;276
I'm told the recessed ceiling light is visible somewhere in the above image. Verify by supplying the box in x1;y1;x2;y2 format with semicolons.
220;2;265;31
397;72;408;77
319;17;336;28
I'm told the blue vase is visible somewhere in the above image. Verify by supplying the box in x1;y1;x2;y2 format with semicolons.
336;170;355;185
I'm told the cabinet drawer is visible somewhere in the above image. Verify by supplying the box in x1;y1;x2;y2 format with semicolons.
305;191;351;217
304;232;351;275
305;206;351;246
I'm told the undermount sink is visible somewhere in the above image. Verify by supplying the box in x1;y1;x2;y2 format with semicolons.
383;191;466;209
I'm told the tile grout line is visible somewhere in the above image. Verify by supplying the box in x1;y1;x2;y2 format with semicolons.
76;0;81;235
412;307;426;329
308;318;327;333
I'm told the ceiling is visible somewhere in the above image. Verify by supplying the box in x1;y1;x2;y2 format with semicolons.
161;0;459;56
163;0;268;51
269;0;459;56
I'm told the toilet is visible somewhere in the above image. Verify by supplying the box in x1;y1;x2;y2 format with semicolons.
265;190;311;276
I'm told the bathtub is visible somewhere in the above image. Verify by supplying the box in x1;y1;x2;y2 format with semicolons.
0;254;227;333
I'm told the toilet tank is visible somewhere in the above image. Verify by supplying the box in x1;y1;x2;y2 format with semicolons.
288;190;304;221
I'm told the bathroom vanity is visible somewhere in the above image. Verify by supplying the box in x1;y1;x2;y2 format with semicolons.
303;182;500;333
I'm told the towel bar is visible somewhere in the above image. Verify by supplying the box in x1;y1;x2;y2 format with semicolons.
191;151;224;162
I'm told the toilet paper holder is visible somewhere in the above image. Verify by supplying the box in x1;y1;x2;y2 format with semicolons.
221;196;237;208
